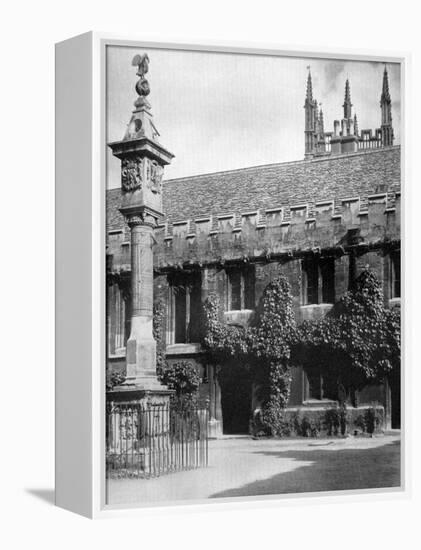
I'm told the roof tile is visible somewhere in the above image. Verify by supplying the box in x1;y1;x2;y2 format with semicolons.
107;146;400;230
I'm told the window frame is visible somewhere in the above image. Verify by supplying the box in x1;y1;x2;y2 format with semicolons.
107;276;131;355
303;368;338;403
304;370;324;401
302;256;335;305
168;271;202;345
226;265;255;311
390;249;401;299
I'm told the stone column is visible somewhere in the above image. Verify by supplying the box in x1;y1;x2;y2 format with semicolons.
122;213;163;388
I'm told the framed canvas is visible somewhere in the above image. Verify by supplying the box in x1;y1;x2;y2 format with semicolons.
55;33;407;518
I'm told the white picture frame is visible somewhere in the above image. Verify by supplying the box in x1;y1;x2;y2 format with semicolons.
55;32;408;518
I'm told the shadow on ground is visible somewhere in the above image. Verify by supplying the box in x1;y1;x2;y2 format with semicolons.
210;439;400;499
25;488;55;505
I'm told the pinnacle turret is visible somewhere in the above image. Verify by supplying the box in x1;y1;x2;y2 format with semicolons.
343;79;353;119
304;66;395;158
354;113;359;136
319;107;325;135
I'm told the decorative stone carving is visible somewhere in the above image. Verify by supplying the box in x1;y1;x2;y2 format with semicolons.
121;157;142;192
147;159;163;194
136;78;150;98
133;54;149;87
127;212;157;229
132;53;151;109
127;214;144;227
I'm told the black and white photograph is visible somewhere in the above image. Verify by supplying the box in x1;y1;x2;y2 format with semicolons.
6;0;421;545
105;45;402;507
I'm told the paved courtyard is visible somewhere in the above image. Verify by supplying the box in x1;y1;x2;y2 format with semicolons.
106;432;401;506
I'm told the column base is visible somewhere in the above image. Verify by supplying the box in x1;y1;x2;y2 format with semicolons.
107;385;174;402
124;316;161;388
208;418;223;439
114;376;169;393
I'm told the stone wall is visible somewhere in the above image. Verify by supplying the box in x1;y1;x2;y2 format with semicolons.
106;152;400;436
151;191;399;271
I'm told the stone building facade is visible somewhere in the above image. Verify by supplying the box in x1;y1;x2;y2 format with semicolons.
107;68;401;437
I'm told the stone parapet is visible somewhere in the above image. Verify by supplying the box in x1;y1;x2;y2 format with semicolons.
151;191;400;270
107;190;400;274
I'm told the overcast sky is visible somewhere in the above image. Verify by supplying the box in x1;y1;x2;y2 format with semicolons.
106;46;401;189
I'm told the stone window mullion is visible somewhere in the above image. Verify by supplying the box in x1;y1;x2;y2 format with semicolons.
185;287;191;343
317;260;323;304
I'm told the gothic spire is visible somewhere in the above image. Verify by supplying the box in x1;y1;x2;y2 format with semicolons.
380;65;393;146
381;66;391;104
343;78;353;119
305;67;313;103
304;67;317;158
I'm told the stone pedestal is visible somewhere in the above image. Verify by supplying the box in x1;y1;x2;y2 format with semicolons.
208;418;223;439
106;388;173;473
107;388;173;409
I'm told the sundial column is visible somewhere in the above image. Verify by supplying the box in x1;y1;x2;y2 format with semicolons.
107;53;174;392
106;54;176;473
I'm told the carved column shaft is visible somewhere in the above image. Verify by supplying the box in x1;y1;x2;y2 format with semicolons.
129;218;154;320
121;214;162;387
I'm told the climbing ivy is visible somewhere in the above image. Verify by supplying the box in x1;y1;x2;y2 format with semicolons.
151;269;399;436
202;269;400;435
202;276;296;435
202;295;251;361
154;300;200;408
294;270;401;396
250;277;297;434
153;299;167;379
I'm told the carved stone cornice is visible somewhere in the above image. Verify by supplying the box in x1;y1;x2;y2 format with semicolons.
109;136;174;165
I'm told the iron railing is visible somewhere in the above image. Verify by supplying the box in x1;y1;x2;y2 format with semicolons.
106;401;209;479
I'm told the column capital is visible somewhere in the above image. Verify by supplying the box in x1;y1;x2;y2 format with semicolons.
126;213;156;229
121;205;162;229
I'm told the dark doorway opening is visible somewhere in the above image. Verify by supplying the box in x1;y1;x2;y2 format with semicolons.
390;373;401;429
219;362;252;434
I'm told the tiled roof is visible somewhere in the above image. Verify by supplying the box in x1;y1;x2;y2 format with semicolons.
107;146;400;230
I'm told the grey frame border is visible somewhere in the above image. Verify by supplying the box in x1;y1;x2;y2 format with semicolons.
98;37;407;514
